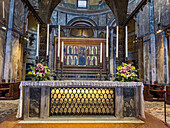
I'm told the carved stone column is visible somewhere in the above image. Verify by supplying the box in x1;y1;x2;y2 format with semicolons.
118;26;125;65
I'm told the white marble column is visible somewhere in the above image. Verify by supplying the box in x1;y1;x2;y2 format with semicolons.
3;0;15;82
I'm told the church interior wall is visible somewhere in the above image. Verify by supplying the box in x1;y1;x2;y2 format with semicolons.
10;34;20;82
127;0;170;84
0;0;169;83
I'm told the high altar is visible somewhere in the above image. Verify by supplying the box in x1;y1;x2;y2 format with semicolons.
16;81;145;121
16;37;145;122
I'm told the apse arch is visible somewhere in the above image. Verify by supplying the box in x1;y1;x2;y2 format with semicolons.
67;17;98;38
47;0;112;23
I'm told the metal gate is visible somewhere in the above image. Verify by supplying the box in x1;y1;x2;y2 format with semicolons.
50;87;115;116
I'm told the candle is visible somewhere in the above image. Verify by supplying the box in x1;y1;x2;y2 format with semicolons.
3;0;5;19
106;26;109;58
58;25;60;57
125;26;128;58
158;7;161;23
46;24;49;56
36;24;39;57
61;41;64;62
100;43;102;63
26;18;28;32
116;26;119;58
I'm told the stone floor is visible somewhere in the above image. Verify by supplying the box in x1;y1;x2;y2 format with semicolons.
145;101;170;125
0;100;18;121
0;100;169;125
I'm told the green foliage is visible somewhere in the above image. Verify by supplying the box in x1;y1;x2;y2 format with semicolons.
27;60;52;81
115;62;139;82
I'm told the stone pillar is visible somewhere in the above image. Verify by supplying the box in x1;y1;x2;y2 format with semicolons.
137;39;144;82
150;34;156;84
3;0;15;82
118;26;125;65
163;31;169;84
39;24;47;61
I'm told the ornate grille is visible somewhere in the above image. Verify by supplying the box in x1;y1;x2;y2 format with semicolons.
50;88;115;116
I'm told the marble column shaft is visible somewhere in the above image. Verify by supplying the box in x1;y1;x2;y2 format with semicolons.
39;24;47;61
3;0;15;82
150;34;156;84
118;26;125;65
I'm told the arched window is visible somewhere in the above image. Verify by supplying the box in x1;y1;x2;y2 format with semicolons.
77;0;88;9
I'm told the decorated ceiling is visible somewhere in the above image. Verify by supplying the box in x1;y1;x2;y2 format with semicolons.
58;0;109;11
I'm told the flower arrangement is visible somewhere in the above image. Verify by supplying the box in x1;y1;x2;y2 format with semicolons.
115;62;139;82
27;61;51;81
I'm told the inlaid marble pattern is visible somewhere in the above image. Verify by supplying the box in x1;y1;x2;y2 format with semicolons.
123;88;136;117
29;88;41;117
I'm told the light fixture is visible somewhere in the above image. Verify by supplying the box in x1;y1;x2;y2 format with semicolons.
24;37;29;41
2;26;6;30
156;29;162;34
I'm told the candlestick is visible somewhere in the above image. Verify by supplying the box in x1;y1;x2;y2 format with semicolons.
61;41;64;62
58;25;60;57
125;26;128;58
3;0;5;19
100;43;102;63
106;26;109;58
46;24;49;56
116;26;119;58
36;24;39;57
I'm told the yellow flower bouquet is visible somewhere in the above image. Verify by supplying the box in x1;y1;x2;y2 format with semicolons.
115;62;139;82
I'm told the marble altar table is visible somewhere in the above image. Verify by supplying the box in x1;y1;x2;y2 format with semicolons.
16;81;145;120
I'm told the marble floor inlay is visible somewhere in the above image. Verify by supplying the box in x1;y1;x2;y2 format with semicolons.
145;101;170;125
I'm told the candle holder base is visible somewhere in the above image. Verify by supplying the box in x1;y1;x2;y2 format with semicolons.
56;57;60;80
60;62;64;81
46;56;49;66
99;63;102;81
36;56;39;64
105;57;109;81
116;58;119;65
126;57;128;60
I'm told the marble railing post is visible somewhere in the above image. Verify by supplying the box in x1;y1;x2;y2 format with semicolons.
3;0;15;82
118;26;125;65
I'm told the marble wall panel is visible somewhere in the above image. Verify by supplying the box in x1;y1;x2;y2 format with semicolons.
99;14;106;26
58;12;66;25
13;0;24;33
143;40;150;83
138;4;150;37
123;88;136;117
10;35;20;82
156;33;165;84
67;14;79;25
0;30;5;82
137;42;144;82
154;0;170;31
29;88;41;117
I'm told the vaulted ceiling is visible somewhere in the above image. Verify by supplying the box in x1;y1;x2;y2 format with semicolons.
38;0;129;26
